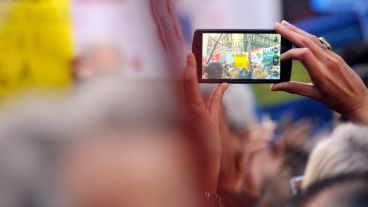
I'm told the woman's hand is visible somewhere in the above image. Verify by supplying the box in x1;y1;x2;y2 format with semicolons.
271;21;368;124
183;53;228;193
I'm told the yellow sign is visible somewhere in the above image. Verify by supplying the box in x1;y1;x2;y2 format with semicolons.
0;0;73;100
234;54;249;69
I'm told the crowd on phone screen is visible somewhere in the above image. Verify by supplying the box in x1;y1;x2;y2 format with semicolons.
1;21;368;207
203;63;281;80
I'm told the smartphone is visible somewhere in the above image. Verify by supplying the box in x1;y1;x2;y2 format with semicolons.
192;29;292;83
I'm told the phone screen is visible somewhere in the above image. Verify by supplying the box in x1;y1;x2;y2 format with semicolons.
202;33;282;80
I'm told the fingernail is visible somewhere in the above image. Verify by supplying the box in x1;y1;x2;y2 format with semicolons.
280;54;285;61
270;84;278;91
281;20;289;25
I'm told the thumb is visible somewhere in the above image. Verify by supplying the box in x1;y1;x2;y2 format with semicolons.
185;53;197;80
271;81;319;100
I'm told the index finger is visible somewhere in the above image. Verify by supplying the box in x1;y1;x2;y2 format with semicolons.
280;20;339;58
275;23;325;58
281;20;319;43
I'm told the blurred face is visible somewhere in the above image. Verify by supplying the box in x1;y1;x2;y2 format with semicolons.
246;149;280;195
89;46;122;71
218;132;244;192
272;66;280;77
74;45;123;81
230;70;240;79
61;129;202;207
241;122;282;197
242;70;249;78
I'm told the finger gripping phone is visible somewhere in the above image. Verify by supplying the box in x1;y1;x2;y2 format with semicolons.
192;29;292;84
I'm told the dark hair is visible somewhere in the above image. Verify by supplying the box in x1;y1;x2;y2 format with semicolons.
205;63;224;79
293;173;368;207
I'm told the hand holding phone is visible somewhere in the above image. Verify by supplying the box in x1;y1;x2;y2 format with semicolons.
272;21;368;124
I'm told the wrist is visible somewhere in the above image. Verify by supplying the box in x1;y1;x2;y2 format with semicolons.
346;96;368;125
205;192;221;207
205;154;221;193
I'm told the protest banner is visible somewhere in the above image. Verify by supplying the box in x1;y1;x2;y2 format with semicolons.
0;0;73;100
234;54;249;69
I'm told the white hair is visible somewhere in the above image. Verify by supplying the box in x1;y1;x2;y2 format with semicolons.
200;84;256;130
303;124;368;189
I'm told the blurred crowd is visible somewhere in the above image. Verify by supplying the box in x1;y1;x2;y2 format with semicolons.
1;20;368;207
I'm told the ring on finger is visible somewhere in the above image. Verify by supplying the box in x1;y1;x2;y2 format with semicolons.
318;37;333;50
320;44;329;50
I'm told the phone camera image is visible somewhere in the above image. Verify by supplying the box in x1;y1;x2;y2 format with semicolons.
202;33;282;80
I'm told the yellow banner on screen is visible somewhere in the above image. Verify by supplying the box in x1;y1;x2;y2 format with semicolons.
233;54;249;69
0;0;73;100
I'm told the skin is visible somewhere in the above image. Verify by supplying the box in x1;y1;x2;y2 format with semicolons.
183;21;368;195
62;130;202;207
183;53;229;193
271;20;368;125
217;116;245;192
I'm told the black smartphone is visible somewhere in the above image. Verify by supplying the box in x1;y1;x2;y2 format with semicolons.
192;29;292;84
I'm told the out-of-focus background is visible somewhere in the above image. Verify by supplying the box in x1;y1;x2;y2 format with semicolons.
1;1;368;207
0;0;367;133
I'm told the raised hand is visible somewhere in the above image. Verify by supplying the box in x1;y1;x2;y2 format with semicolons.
271;21;368;124
183;53;229;192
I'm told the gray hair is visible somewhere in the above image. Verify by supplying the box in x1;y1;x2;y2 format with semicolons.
303;124;368;189
0;98;71;207
0;73;180;207
69;73;179;135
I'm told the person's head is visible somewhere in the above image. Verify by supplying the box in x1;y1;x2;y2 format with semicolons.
0;74;203;207
228;68;240;79
302;124;368;190
296;173;368;207
73;41;124;81
257;132;310;207
272;66;280;78
204;63;224;79
242;118;313;202
62;74;203;207
241;69;249;79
